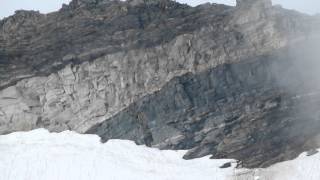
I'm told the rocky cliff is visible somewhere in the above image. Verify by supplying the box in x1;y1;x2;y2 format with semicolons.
1;0;320;168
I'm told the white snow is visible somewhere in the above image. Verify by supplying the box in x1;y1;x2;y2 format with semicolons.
0;129;319;180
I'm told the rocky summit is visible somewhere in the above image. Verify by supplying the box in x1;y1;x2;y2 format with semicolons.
1;0;320;168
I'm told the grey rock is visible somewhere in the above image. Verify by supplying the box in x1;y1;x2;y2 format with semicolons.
87;45;320;167
0;0;320;168
307;149;319;156
219;162;232;168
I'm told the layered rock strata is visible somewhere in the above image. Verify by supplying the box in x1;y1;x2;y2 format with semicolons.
0;0;320;167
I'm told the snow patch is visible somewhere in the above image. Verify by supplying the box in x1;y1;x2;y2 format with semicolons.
0;129;319;180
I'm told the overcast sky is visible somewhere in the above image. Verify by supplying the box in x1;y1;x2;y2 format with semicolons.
0;0;319;19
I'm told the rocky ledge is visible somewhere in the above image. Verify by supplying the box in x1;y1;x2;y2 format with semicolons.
1;0;320;168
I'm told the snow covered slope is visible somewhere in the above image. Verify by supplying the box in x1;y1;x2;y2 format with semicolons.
0;129;319;180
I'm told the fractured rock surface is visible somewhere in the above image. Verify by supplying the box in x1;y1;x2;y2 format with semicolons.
1;0;320;168
88;44;320;168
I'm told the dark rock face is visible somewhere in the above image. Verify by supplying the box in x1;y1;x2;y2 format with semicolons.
87;43;320;168
1;0;320;168
0;0;229;89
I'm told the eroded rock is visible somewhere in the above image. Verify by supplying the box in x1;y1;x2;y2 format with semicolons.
0;0;320;168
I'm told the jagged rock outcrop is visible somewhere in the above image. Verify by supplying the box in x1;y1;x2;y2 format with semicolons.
87;41;320;167
1;0;320;168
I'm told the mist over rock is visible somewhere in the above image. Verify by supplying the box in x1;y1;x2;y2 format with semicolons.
0;0;320;168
